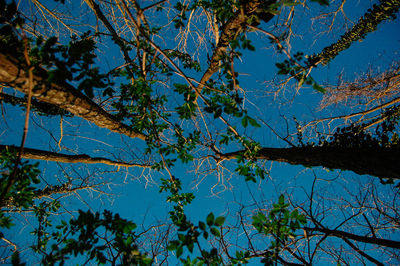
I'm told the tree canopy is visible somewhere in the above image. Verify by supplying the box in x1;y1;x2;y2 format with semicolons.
0;0;400;264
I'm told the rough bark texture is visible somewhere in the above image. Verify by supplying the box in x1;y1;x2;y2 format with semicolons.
221;147;400;179
0;145;149;168
0;53;147;140
311;0;400;65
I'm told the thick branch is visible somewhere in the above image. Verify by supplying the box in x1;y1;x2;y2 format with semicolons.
1;184;92;209
311;0;400;65
341;237;384;266
305;226;400;250
0;92;72;117
219;147;400;179
0;145;150;168
0;53;147;140
195;1;276;97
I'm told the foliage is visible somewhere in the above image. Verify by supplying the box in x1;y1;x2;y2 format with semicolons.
0;0;399;264
252;194;306;265
0;149;40;228
29;33;114;99
0;151;150;265
309;0;400;65
160;178;225;264
318;105;400;148
161;178;306;265
0;0;24;56
37;210;152;265
275;52;326;92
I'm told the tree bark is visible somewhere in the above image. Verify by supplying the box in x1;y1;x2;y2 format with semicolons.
220;147;400;179
305;226;400;250
311;0;400;65
0;92;72;117
0;53;147;140
195;1;276;98
0;145;149;168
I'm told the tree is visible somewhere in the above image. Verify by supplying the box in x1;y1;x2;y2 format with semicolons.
0;0;399;264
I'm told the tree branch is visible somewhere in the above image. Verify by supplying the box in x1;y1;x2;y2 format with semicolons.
311;0;400;65
195;1;276;100
305;226;400;250
0;144;150;168
0;92;72;117
341;237;384;266
0;53;147;141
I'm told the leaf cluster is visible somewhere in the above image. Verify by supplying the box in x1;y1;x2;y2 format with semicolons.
0;149;40;228
40;210;151;265
0;0;24;57
318;105;400;149
252;194;306;265
29;33;112;99
160;177;226;264
276;52;325;92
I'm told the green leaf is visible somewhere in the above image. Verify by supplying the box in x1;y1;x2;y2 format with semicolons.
11;251;25;266
214;216;225;226
210;227;220;237
312;82;326;93
206;213;215;226
214;108;222;118
248;117;261;128
278;194;285;205
242;116;248;128
199;221;206;230
142;258;153;264
310;0;329;6
245;175;256;182
188;242;194;253
44;36;58;48
298;214;307;224
167;240;179;251
176;245;183;257
282;0;300;6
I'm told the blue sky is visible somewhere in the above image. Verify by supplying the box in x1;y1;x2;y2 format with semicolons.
1;0;400;264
